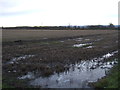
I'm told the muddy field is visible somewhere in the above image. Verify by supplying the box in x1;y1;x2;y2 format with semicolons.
2;30;118;88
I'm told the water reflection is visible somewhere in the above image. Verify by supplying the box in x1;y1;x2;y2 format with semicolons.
29;51;118;88
7;55;35;64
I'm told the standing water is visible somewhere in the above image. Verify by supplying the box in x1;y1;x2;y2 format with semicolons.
7;55;35;64
24;51;118;88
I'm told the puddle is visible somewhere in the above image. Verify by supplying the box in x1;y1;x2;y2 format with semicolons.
86;46;94;48
68;38;83;42
18;72;35;79
60;41;64;42
73;43;92;48
29;51;118;88
8;70;17;73
74;38;83;41
7;55;35;64
85;39;90;41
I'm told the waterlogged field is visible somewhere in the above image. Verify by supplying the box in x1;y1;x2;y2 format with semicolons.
2;30;118;88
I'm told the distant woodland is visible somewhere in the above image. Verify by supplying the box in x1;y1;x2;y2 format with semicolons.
2;23;119;30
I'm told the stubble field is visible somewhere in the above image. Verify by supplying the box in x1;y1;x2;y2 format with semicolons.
2;30;117;42
2;30;118;88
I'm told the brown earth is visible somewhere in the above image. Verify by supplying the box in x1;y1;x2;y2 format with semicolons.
2;29;117;42
2;30;118;88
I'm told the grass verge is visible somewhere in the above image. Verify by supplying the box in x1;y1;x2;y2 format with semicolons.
89;62;119;89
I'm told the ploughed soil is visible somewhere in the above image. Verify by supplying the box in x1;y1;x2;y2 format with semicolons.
2;31;118;88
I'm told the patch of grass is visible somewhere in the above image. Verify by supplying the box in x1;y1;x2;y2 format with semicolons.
90;63;119;89
2;74;31;88
2;83;14;88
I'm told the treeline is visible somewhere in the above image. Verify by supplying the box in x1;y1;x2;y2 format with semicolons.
2;24;119;30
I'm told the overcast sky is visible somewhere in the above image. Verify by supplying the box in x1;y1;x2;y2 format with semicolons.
0;0;119;27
